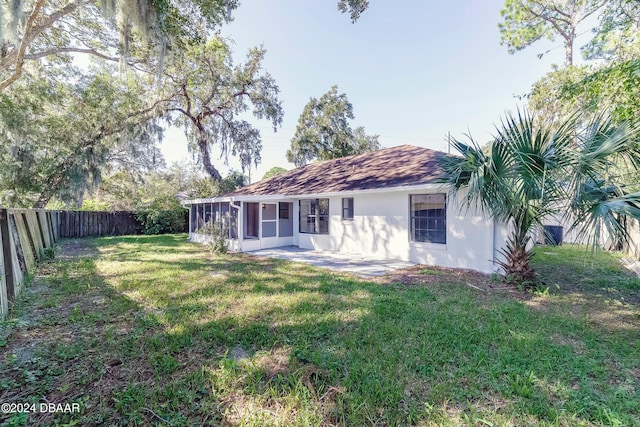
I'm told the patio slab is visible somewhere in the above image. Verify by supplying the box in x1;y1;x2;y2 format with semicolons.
247;246;415;278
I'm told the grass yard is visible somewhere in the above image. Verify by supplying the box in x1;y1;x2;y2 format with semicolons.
1;235;639;426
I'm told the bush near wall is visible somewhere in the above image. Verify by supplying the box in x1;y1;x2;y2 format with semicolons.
135;197;187;235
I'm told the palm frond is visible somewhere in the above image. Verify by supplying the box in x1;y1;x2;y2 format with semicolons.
439;107;640;286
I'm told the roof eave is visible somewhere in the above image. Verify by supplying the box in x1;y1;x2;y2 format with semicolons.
181;182;449;205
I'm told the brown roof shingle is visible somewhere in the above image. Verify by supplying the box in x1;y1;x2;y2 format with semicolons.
229;145;449;197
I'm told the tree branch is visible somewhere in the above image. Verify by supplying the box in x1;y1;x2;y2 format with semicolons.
0;0;46;91
524;3;571;42
0;0;83;91
33;93;175;207
23;47;118;62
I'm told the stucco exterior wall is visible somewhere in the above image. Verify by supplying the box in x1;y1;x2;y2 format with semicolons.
296;190;505;274
186;188;508;274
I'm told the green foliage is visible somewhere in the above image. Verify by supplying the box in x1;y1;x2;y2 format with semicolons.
337;0;369;22
530;61;640;126
440;109;640;286
199;221;229;254
582;0;640;62
0;5;256;210
189;177;219;199
214;171;247;196
576;59;640;123
80;199;111;212
43;247;56;261
261;166;287;180
498;0;607;65
0;67;162;208
0;0;366;211
191;171;247;197
0;0;239;91
70;162;244;218
526;2;640;142
528;65;590;124
91;162;196;211
135;196;186;235
286;85;380;166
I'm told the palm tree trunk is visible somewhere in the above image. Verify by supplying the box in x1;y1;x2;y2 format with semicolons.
498;217;537;288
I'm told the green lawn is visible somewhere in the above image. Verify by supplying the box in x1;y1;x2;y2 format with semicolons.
1;235;639;426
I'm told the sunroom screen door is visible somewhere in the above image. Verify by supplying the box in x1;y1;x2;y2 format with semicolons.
260;203;278;248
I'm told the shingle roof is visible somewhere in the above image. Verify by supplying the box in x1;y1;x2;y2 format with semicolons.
229;145;450;197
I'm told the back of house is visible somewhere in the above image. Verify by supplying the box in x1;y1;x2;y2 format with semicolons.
183;145;508;274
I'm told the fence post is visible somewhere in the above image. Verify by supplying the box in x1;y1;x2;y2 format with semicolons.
8;213;27;275
0;209;15;303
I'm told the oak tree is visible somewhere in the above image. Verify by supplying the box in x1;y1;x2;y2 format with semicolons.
161;37;283;181
286;85;379;167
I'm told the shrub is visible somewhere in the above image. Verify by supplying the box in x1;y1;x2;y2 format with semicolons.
136;196;187;235
196;221;228;254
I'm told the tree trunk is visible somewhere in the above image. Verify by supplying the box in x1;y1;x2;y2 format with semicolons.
496;217;537;288
564;30;575;66
197;136;223;181
33;194;51;209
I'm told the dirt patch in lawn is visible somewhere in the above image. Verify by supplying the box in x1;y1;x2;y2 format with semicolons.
375;264;524;298
55;238;99;260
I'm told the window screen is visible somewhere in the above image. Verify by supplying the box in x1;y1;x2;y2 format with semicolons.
299;199;329;234
410;194;446;244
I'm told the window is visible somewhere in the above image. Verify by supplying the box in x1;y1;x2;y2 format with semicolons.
342;198;354;221
299;199;329;234
279;202;290;219
410;194;446;244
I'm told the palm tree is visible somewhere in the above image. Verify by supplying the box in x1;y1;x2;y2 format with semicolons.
440;110;640;288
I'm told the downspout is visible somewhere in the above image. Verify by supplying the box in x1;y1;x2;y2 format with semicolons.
492;219;497;271
183;203;192;241
230;201;241;251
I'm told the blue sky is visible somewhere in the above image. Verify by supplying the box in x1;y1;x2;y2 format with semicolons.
161;0;590;181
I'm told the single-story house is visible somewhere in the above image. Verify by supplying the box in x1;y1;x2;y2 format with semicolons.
182;145;509;274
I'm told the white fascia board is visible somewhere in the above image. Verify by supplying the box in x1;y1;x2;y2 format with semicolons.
181;183;448;205
181;197;233;205
181;195;286;205
294;182;448;198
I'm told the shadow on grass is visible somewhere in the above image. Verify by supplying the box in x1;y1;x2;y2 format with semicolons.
1;236;638;426
529;244;640;337
533;244;640;295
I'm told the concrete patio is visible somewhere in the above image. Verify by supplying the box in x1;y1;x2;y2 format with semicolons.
247;246;415;278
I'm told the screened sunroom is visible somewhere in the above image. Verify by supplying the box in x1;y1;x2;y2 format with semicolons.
184;198;295;251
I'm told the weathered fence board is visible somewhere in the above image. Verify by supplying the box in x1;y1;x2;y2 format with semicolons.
56;210;143;238
25;210;44;259
0;209;13;316
0;238;7;316
625;219;640;258
0;208;59;318
9;213;29;277
8;223;24;301
37;210;52;249
12;212;36;273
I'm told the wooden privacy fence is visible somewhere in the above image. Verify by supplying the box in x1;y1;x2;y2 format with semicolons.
0;209;148;318
57;210;142;238
0;208;58;318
